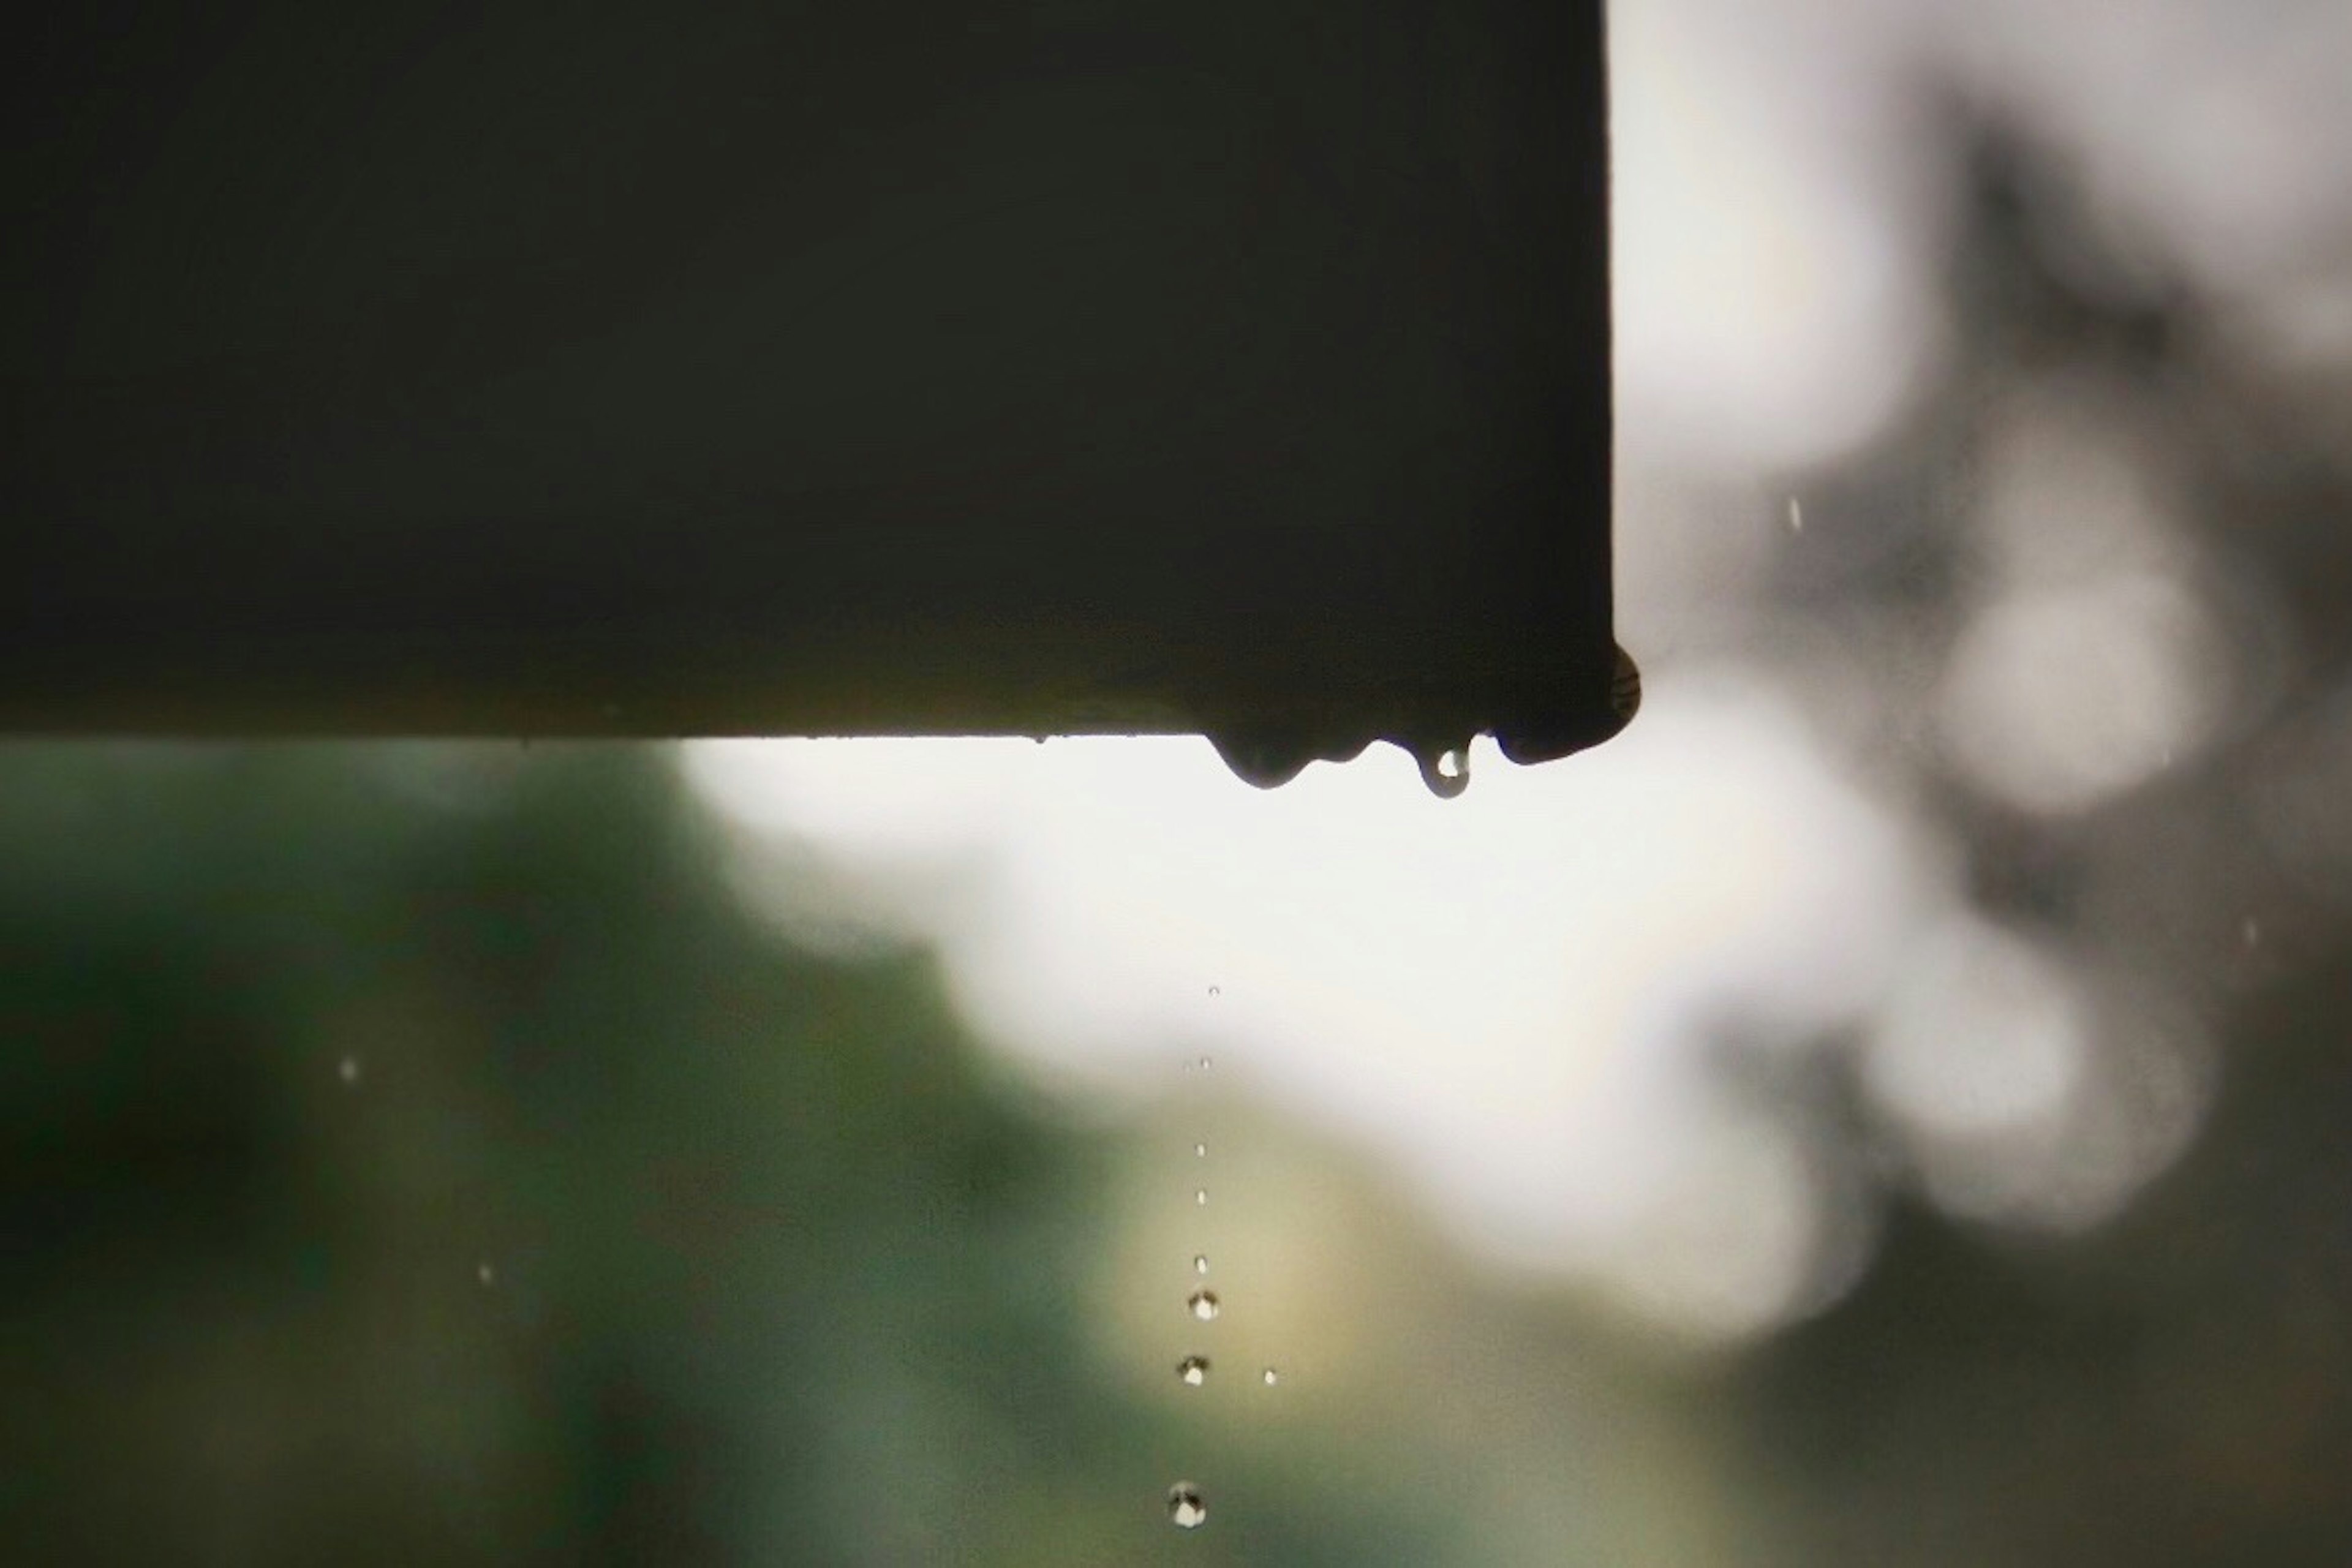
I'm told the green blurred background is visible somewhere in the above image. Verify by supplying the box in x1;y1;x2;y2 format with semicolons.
5;729;2349;1564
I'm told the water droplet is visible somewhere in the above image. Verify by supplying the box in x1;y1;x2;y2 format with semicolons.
1197;1055;1213;1071
1788;496;1804;533
1611;646;1643;725
1176;1354;1210;1387
476;1261;496;1287
1261;1367;1280;1386
1208;726;1317;790
1193;1141;1207;1158
1167;1483;1207;1529
1193;1254;1209;1275
337;1055;361;1087
1207;985;1221;998
1187;1289;1221;1321
2243;916;2263;949
1194;1189;1208;1207
1415;744;1471;800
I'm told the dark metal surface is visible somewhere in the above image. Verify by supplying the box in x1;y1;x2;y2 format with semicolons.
0;2;1627;782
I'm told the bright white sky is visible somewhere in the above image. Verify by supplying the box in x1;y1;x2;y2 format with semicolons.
685;676;1944;1341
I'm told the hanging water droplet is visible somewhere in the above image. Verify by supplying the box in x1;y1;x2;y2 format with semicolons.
1176;1354;1210;1387
1187;1289;1221;1321
1194;1188;1208;1207
1193;1254;1209;1275
1167;1483;1207;1529
1615;653;1643;728
337;1055;361;1087
1416;744;1471;800
1261;1367;1280;1386
1208;726;1316;790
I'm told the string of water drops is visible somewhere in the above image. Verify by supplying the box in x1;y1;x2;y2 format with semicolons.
1166;986;1282;1531
1169;995;1218;1530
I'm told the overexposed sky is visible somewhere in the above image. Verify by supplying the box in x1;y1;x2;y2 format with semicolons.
686;674;1945;1340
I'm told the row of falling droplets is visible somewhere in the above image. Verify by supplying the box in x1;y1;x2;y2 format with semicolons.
1169;990;1280;1533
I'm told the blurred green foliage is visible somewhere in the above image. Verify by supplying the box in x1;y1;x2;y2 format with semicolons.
2;744;1493;1566
4;733;2352;1565
0;744;1136;1564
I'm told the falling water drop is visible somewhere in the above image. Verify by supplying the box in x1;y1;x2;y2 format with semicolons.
1788;496;1804;533
1193;1254;1209;1276
1188;1289;1221;1322
1167;1483;1207;1529
1194;1189;1208;1207
476;1261;496;1287
1261;1367;1280;1387
1208;985;1221;998
1193;1141;1207;1158
1197;1055;1213;1072
337;1055;361;1087
2242;915;2262;949
1177;1355;1210;1387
